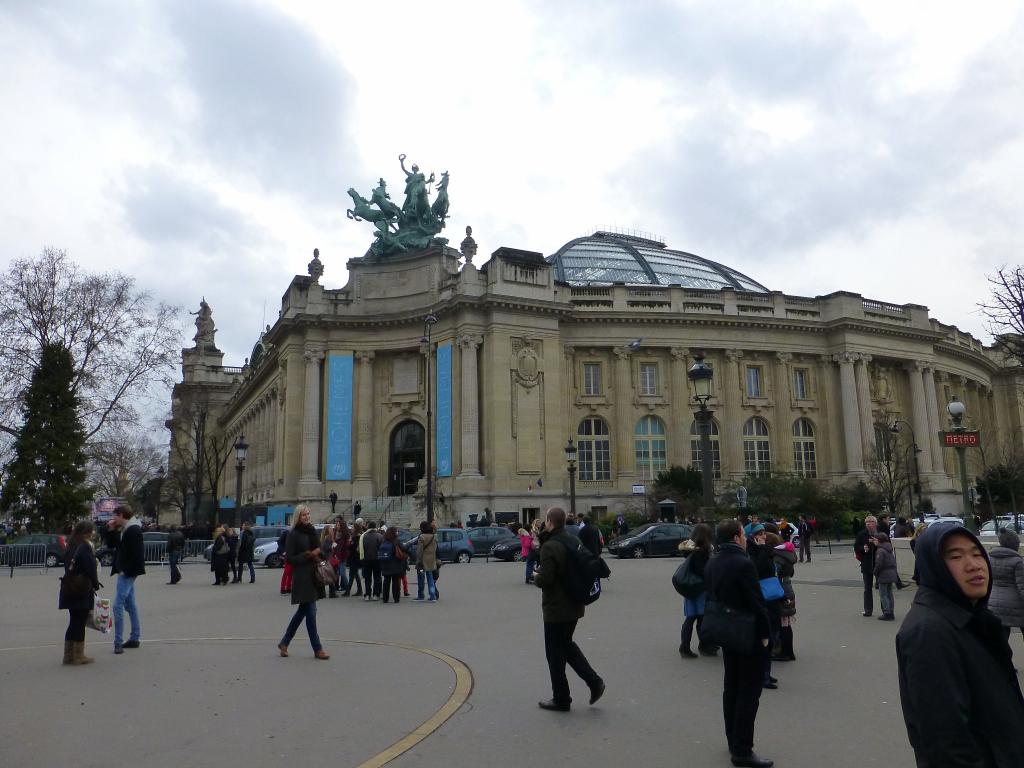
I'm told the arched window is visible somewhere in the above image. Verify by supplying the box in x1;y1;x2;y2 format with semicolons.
635;416;667;477
689;419;722;479
578;417;611;481
792;418;817;478
743;417;772;476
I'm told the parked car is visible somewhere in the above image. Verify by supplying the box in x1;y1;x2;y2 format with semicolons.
251;537;283;567
466;525;517;555
606;523;694;559
490;537;525;562
204;526;291;562
980;519;1019;538
11;533;67;567
401;528;474;563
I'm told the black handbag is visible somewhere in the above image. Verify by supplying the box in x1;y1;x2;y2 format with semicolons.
699;600;758;654
60;546;92;600
672;554;705;598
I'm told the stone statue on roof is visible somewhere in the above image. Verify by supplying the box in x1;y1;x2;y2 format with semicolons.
346;155;450;258
191;298;216;347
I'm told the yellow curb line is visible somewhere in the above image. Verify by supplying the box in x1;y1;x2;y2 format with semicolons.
0;636;473;768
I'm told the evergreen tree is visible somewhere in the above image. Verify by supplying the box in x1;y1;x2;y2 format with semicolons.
1;343;89;530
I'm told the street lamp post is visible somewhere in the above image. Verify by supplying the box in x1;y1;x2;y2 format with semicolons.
565;438;578;518
947;397;975;532
233;434;248;529
889;420;923;522
155;465;165;527
421;314;438;524
687;352;716;509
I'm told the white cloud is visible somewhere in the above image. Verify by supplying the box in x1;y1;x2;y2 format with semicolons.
0;0;1021;368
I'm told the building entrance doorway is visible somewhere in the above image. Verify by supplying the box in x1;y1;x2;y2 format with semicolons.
521;507;540;527
388;420;425;496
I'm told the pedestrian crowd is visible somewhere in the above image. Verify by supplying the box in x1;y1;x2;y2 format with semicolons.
48;500;1024;767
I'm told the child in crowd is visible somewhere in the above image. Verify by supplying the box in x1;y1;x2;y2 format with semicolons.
873;532;898;620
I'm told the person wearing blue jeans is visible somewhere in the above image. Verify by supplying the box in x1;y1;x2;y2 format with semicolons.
277;505;329;660
114;575;141;648
415;567;438;601
107;505;145;654
280;602;321;650
413;521;439;602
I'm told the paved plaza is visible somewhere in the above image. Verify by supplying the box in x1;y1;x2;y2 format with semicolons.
3;545;1019;767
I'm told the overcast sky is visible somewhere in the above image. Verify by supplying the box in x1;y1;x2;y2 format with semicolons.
2;0;1021;368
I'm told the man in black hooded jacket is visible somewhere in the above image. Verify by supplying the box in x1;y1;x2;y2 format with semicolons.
896;523;1024;767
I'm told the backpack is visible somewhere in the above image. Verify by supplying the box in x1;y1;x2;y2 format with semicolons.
556;533;610;606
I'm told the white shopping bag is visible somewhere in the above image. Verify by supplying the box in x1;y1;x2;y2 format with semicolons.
88;596;112;633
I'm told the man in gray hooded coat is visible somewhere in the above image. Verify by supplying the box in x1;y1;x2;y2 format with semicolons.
896;523;1024;766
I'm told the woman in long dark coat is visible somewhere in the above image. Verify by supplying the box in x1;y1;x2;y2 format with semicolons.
278;505;329;659
237;522;256;584
211;526;230;585
59;520;101;665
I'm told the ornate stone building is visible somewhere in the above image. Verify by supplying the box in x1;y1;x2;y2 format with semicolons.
168;230;1022;525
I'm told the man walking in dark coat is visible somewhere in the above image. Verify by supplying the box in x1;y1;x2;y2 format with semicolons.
704;519;773;768
896;523;1024;766
166;525;185;585
797;515;813;563
108;505;145;654
533;506;604;712
578;513;602;557
238;521;256;583
854;515;879;616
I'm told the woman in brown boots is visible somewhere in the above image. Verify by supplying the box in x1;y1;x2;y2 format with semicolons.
60;520;101;665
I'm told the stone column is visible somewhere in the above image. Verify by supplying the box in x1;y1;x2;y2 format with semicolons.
923;366;943;477
354;351;376;486
773;352;794;472
458;334;483;477
723;350;745;477
834;352;864;474
905;361;934;475
854;354;875;460
669;347;690;468
613;346;634;478
298;347;324;491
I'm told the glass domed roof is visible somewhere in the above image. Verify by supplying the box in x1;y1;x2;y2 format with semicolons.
548;230;768;292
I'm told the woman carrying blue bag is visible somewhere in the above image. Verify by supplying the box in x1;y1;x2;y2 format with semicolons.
747;524;784;690
678;523;717;658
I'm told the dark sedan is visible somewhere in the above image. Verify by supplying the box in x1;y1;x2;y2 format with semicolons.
466;525;517;555
490;537;525;562
606;523;693;559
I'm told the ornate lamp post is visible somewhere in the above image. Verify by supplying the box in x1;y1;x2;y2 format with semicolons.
947;397;976;532
421;314;438;524
889;420;923;522
687;352;715;509
233;434;248;529
565;438;578;518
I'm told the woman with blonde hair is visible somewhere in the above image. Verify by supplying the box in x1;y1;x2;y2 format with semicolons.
278;505;329;659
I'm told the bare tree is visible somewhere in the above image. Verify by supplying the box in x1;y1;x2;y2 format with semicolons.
980;265;1024;364
0;248;183;445
86;424;165;500
867;425;913;517
167;404;232;525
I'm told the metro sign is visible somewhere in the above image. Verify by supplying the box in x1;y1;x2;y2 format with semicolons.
940;431;980;448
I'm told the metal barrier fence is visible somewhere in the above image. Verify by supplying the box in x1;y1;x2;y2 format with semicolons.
144;541;167;564
183;540;213;560
0;544;50;575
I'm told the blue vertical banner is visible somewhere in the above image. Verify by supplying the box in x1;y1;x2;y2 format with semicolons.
325;353;353;481
435;342;453;477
